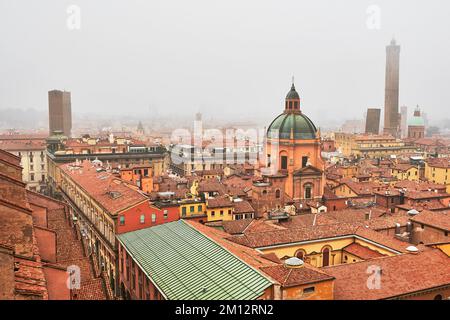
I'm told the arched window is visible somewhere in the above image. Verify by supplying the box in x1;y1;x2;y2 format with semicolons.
434;294;443;300
295;249;306;260
275;189;281;199
322;246;331;267
281;156;288;170
262;190;267;196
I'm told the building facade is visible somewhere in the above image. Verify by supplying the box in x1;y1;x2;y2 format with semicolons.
264;82;325;201
408;106;426;140
383;39;401;137
365;108;381;135
0;134;48;192
48;90;72;137
334;133;417;159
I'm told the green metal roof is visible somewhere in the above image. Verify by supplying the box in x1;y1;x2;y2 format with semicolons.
117;220;272;300
267;112;317;140
408;116;425;126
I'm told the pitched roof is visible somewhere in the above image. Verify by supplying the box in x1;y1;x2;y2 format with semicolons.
410;210;450;231
228;222;408;253
324;248;450;299
232;200;255;214
60;160;148;214
117;220;273;300
343;242;385;259
261;264;334;288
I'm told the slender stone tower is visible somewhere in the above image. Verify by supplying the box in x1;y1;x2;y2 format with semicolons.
383;39;401;137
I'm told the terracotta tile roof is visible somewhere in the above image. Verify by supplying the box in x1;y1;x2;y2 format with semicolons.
404;190;449;200
343;242;385;259
392;164;415;171
410;210;450;231
261;264;334;288
60;160;148;214
0;139;46;151
72;278;106;300
13;257;48;299
207;196;233;208
222;219;253;234
324;248;450;299
426;157;450;169
228;223;358;248
184;220;278;272
233;200;255;214
276;214;336;229
393;180;446;192
258;252;281;264
338;181;384;196
198;181;226;194
363;213;410;230
228;220;409;253
396;201;447;212
0;149;21;168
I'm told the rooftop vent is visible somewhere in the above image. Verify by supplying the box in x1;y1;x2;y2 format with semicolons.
108;191;122;199
406;246;419;253
284;257;304;268
407;209;419;216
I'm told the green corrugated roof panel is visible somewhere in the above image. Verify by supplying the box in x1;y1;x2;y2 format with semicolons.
117;220;272;300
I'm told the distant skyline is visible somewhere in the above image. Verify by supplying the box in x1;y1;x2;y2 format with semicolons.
1;0;450;129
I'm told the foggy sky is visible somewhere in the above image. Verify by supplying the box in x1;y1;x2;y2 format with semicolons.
1;0;449;128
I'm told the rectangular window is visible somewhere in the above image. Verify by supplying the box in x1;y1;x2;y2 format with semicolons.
163;210;168;220
303;286;315;294
198;205;202;212
30;173;34;181
119;215;125;225
281;156;288;170
302;156;308;168
182;207;187;217
211;211;215;217
151;213;156;223
220;210;224;216
190;206;194;213
140;214;145;224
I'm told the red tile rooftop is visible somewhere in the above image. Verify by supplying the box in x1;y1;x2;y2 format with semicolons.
324;248;450;300
0;140;46;151
60;160;148;214
393;180;446;192
261;263;334;288
426;157;450;168
228;220;409;253
410;210;450;231
342;242;385;259
232;200;255;214
207;196;233;208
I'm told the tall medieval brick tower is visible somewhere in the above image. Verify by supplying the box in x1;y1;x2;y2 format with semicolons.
383;39;401;137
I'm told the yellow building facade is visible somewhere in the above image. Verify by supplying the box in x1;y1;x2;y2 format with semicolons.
257;235;399;268
334;133;417;158
425;160;450;193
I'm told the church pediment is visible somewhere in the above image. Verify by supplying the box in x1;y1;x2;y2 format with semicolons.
293;165;323;176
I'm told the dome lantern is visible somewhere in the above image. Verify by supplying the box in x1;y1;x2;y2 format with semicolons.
285;80;301;113
267;81;317;140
